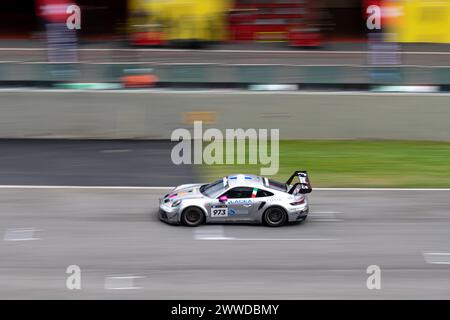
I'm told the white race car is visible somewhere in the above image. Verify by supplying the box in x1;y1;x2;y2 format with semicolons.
159;171;312;227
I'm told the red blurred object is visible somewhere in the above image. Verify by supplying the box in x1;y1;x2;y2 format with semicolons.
122;74;158;88
228;0;322;47
288;28;322;47
36;0;74;23
131;31;166;46
229;2;305;41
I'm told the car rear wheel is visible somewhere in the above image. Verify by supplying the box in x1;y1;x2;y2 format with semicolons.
263;207;287;227
181;207;205;227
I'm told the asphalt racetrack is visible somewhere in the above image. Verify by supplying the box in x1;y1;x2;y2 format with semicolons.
1;187;450;299
0;140;449;299
0;140;196;186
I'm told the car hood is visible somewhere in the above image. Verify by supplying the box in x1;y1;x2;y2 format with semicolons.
162;183;205;202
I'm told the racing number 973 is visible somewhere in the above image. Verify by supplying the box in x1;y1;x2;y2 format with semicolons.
211;206;228;217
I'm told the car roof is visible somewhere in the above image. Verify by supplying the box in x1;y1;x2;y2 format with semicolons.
225;174;266;188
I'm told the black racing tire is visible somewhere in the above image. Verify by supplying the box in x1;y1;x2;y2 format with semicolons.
263;207;287;227
181;207;205;227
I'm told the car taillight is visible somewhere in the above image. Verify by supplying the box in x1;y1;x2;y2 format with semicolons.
290;198;305;205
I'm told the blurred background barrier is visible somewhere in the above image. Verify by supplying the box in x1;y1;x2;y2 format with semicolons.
0;91;449;140
1;62;450;85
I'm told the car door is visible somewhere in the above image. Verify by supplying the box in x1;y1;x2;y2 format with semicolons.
223;187;262;222
205;188;237;223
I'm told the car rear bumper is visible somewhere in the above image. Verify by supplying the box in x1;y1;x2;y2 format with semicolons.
287;206;309;222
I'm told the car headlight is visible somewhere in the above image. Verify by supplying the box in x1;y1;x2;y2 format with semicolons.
171;200;182;207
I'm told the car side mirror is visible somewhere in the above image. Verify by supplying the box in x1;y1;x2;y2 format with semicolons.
219;195;228;202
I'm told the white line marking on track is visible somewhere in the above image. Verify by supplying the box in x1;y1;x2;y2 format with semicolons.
309;211;343;222
423;252;450;265
1;185;450;191
425;253;450;255
194;226;232;240
4;228;41;241
203;238;335;241
313;188;450;191
100;149;131;153
196;236;236;240
6;61;450;68
1;89;450;96
311;211;343;214
0;185;174;190
104;275;145;290
194;226;334;241
1;47;449;55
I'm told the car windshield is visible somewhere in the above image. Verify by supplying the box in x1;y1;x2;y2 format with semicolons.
267;179;287;192
200;179;226;198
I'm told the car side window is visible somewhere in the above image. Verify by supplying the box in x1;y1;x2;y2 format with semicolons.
256;189;274;197
223;187;253;199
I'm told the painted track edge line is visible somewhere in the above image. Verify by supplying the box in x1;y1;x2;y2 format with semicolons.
1;185;450;191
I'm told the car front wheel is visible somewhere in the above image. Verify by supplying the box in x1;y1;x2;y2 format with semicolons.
181;207;205;227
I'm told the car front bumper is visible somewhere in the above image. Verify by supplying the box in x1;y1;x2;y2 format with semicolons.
159;203;181;225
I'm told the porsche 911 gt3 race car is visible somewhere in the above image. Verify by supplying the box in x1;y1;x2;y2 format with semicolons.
159;171;312;227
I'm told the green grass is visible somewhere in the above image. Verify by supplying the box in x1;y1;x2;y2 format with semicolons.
201;140;450;188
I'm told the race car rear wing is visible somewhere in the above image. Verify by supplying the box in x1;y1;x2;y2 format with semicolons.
286;171;312;194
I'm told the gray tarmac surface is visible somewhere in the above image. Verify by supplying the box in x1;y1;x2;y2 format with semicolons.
1;188;450;299
0;140;196;186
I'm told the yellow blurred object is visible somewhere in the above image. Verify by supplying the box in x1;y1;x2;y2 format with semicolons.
128;0;231;44
385;0;450;43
